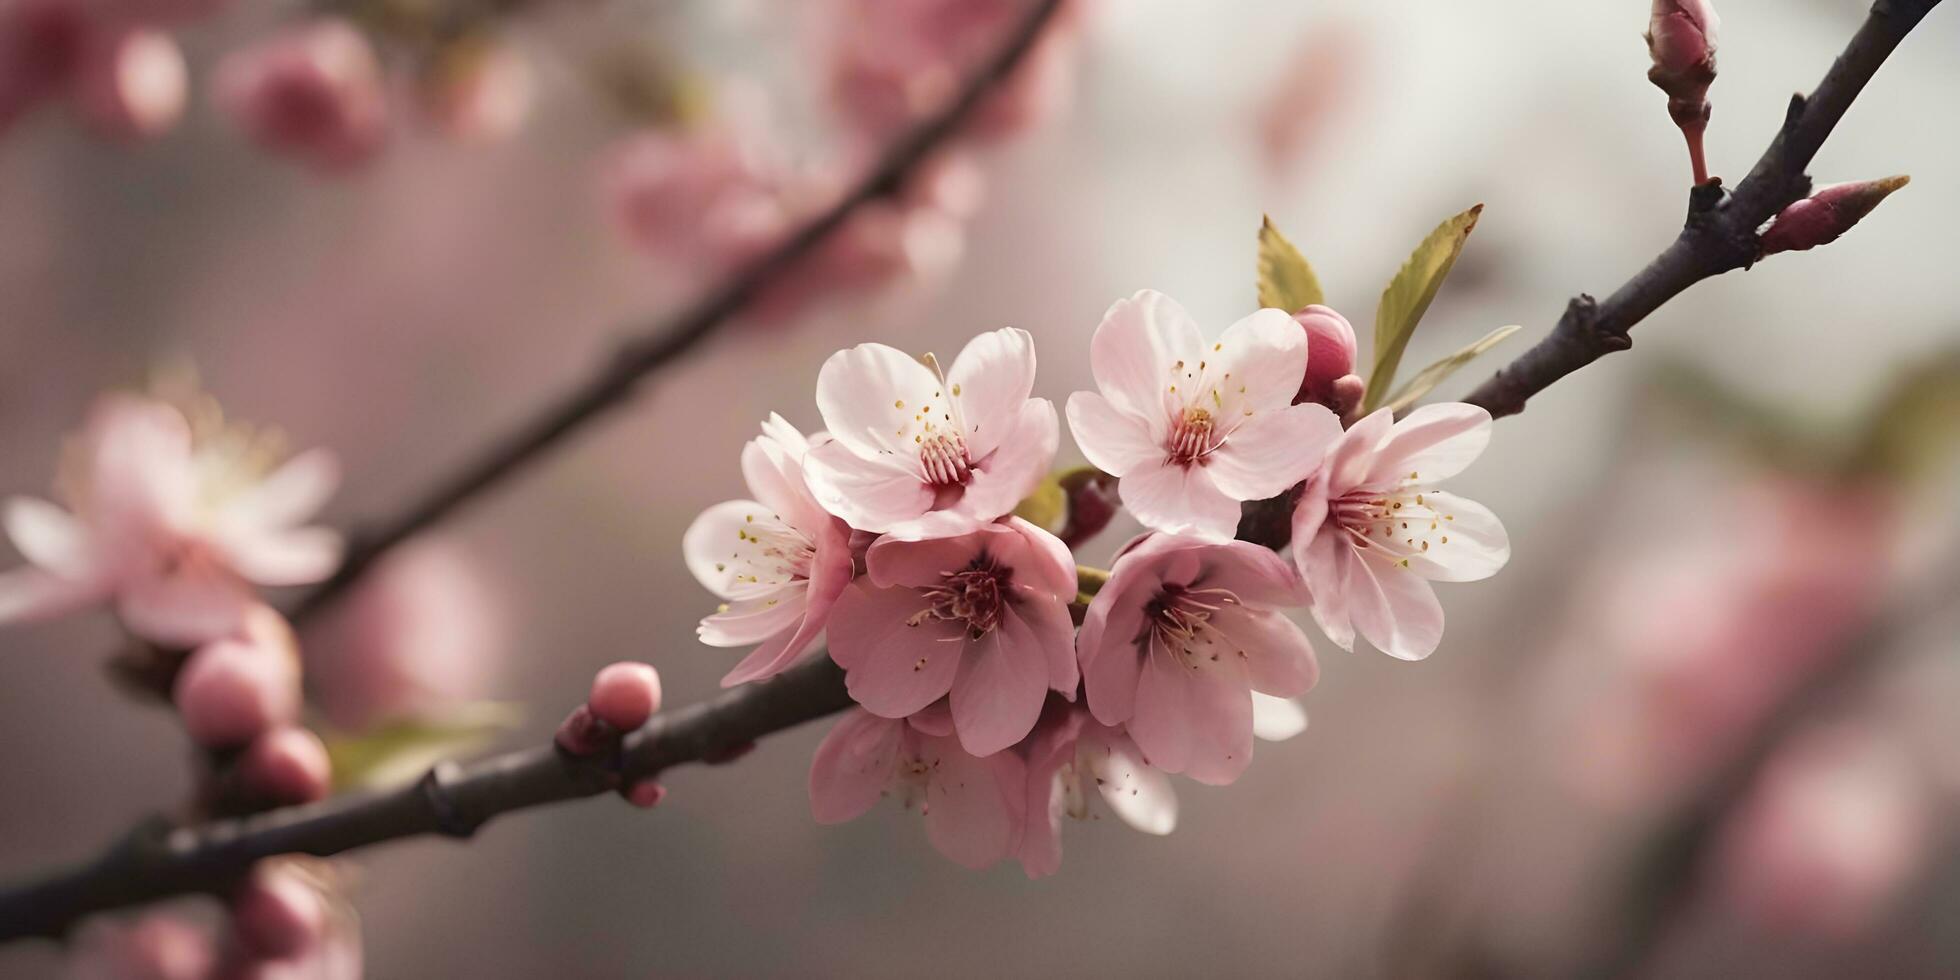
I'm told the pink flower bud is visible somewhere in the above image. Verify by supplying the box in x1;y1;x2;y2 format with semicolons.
231;866;327;960
173;637;301;749
304;539;504;732
73;25;185;141
589;661;661;732
621;779;666;809
1290;305;1359;410
1647;0;1718;99
238;726;332;805
67;914;214;980
0;0;90;128
214;20;388;173
1759;176;1911;257
1057;467;1119;549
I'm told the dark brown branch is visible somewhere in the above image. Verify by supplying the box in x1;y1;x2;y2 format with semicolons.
0;657;852;942
1461;0;1943;420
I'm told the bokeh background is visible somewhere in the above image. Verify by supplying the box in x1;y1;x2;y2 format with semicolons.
4;0;1959;976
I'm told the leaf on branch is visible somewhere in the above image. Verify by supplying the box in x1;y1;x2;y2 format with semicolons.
1257;216;1325;312
325;703;524;790
1012;474;1068;533
1379;324;1523;414
1364;205;1484;413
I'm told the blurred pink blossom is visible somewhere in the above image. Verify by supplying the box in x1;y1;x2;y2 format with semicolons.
804;328;1059;539
0;393;341;647
809;704;1026;870
1078;533;1316;785
1291;404;1509;662
66;912;215;980
604;122;790;271
1067;290;1341;541
828;517;1077;756
72;23;183;140
1713;725;1930;938
683;415;853;688
174;608;302;749
215;19;389;174
231;864;328;961
304;537;505;732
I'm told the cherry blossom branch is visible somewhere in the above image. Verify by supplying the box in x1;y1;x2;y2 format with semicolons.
1461;0;1943;420
292;0;1066;620
0;655;853;942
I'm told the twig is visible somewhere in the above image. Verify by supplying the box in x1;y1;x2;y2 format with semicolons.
1461;0;1943;420
0;656;853;942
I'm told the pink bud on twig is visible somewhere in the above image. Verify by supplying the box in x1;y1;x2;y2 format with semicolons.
231;865;326;960
1646;0;1720;184
589;662;662;732
173;635;301;749
1759;176;1910;257
237;727;332;805
1291;305;1362;418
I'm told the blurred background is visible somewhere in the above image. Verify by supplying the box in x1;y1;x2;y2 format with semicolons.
3;0;1959;976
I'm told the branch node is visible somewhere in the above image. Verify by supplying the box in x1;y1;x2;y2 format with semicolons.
419;761;481;839
1783;92;1808;131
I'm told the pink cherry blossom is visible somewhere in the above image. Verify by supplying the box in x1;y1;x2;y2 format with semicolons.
1067;290;1342;541
804;327;1059;539
0;393;342;647
1077;533;1318;785
66;912;215;980
808;705;1026;870
214;19;389;174
684;415;855;687
605;121;790;273
1290;403;1508;662
1017;703;1176;878
827;517;1077;755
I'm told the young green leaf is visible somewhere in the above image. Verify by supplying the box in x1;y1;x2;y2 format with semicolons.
1379;324;1523;414
1257;216;1324;312
1364;205;1484;412
1012;474;1068;533
325;702;523;790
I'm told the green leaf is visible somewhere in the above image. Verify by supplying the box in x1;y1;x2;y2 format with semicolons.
1364;205;1484;412
1379;325;1523;414
1847;351;1960;481
1257;216;1324;312
325;703;523;791
1012;475;1067;533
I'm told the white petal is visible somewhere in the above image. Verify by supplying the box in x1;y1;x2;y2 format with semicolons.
1118;460;1242;541
221;527;344;586
1366;403;1492;488
951;399;1058;527
1251;693;1309;742
1342;548;1445;661
801;441;933;535
1400;492;1509;583
946;327;1037;460
1326;407;1395;495
1066;391;1160;477
698;586;808;647
3;497;93;578
1297;531;1355;651
1089;290;1205;442
682;499;799;600
0;567;105;624
228;448;340;532
814;340;944;460
1207;403;1341;502
1086;729;1177;835
1206;307;1308;417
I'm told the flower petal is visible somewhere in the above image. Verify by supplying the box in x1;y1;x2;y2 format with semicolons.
1399;491;1509;583
219;527;344;586
1211;602;1319;698
1118;460;1242;541
1014;582;1080;696
1066;391;1160;477
3;497;93;578
1207;403;1341;502
1297;531;1355;651
946;327;1037;460
683;499;794;600
864;531;983;590
949;611;1050;756
1207;307;1309;417
950;398;1059;528
1343;548;1445;661
1089;290;1205;441
802;440;933;534
809;709;903;824
1128;638;1254;785
697;585;808;646
227;448;340;532
0;567;105;624
116;571;253;648
1250;693;1309;742
814;340;944;460
1326;407;1395;495
739;428;827;537
920;732;1022;869
1085;727;1177;834
829;582;963;718
1366;403;1493;488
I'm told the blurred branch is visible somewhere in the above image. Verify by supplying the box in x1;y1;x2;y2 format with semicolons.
1462;0;1944;419
0;656;853;942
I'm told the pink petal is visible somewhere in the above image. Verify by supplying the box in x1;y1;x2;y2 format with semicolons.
1400;491;1509;583
907;698;956;736
864;528;985;590
1365;403;1492;488
814;340;943;460
227;448;339;532
3;497;92;578
1084;727;1177;834
1298;531;1355;651
802;440;933;534
950;398;1059;528
1089;290;1204;441
1014;582;1080;695
919;731;1022;869
116;570;253;648
1207;403;1341;502
1065;390;1159;477
0;567;105;625
739;431;825;536
945;327;1037;460
1002;516;1079;599
81;396;195;540
1208;307;1309;415
1251;693;1309;742
720;619;820;688
1289;483;1332;556
1326;407;1395;495
1342;547;1446;661
829;582;963;718
220;527;343;586
1211;602;1318;698
1129;638;1254;785
1188;539;1304;610
698;585;808;646
720;519;855;687
1118;460;1243;541
949;611;1050;756
809;709;903;824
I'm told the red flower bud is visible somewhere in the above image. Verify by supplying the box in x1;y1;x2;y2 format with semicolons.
1760;176;1911;257
1291;305;1360;413
1647;0;1720;184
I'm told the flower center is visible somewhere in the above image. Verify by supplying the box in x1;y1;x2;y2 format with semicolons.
1144;584;1241;668
1165;407;1217;467
1332;474;1455;567
918;430;973;487
908;553;1009;639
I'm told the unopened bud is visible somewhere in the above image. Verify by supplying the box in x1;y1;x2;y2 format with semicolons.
554;704;612;757
214;19;388;173
1760;176;1910;257
1327;374;1368;426
173;638;300;749
1647;0;1719;184
589;661;661;732
74;25;186;141
231;865;326;960
1291;305;1360;411
621;779;667;809
238;726;333;805
1057;467;1119;549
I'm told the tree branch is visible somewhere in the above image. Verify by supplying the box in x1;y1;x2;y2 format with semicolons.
1461;0;1943;420
0;656;853;942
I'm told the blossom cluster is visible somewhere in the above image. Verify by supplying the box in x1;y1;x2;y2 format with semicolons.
685;289;1509;874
